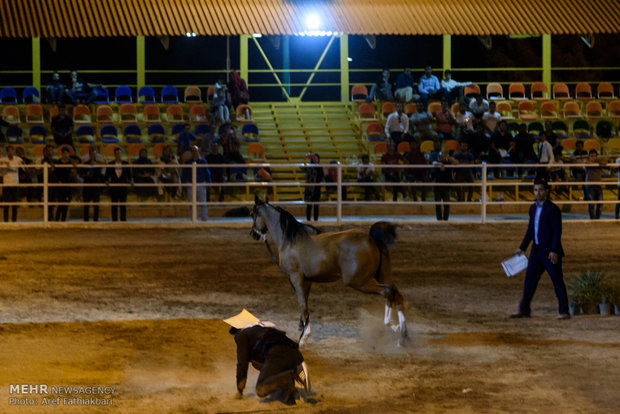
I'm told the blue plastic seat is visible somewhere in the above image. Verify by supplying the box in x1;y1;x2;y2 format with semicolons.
76;125;95;142
22;86;40;104
147;124;166;142
161;85;179;103
29;125;47;144
171;123;185;136
241;122;259;142
138;86;156;104
123;124;142;143
92;87;109;104
6;125;23;143
0;87;18;104
114;86;133;103
100;125;119;143
195;123;211;135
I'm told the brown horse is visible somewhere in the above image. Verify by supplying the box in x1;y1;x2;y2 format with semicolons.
250;195;407;345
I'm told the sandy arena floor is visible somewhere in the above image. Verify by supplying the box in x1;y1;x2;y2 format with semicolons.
0;223;619;413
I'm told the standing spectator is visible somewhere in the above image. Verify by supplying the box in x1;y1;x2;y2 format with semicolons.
535;131;554;181
37;144;57;219
455;101;474;142
206;141;226;202
357;154;375;201
418;66;446;111
46;71;65;104
431;148;456;221
585;149;606;220
227;70;250;109
369;69;393;102
51;105;74;148
105;147;132;222
381;140;405;202
403;140;428;202
511;180;569;319
65;70;102;105
543;120;559;149
211;77;230;125
435;101;456;141
570;140;589;201
384;103;409;144
549;149;567;197
454;141;475;202
410;101;438;143
469;94;489;122
15;146;35;203
482;101;502;134
80;144;105;221
441;70;470;104
54;146;78;221
0;145;24;221
303;153;324;221
159;146;181;200
181;145;211;221
394;68;416;103
219;123;246;181
177;123;196;157
132;148;156;201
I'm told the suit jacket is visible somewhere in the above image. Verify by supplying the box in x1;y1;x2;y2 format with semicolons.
105;160;132;184
520;199;564;257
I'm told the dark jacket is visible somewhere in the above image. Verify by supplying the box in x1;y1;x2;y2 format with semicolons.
520;199;564;257
105;161;132;184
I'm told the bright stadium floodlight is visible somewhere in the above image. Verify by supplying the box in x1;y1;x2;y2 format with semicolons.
305;13;321;30
185;32;192;37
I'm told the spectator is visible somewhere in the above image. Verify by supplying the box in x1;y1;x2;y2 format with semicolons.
410;101;438;142
616;155;620;220
369;69;393;102
549;148;567;197
394;68;416;102
219;123;246;181
37;144;57;218
206;141;226;202
431;148;456;221
51;104;74;148
467;123;490;161
454;141;475;202
357;154;376;201
132;148;156;201
418;66;446;110
435;101;456;141
0;145;24;221
181;145;211;221
381;140;405;202
469;94;489;121
441;70;471;104
324;160;346;200
482;101;502;134
491;120;513;155
535;131;554;181
570;140;589;200
543;120;559;149
303;153;324;221
177;123;196;157
403;140;428;202
199;123;216;157
585;149;606;220
384;102;409;144
159;146;181;201
105;147;132;222
0;115;10;142
80;144;105;221
227;70;250;109
15;146;35;203
211;77;230;125
46;71;65;104
455;101;474;142
514;123;536;162
65;70;102;105
54;146;78;221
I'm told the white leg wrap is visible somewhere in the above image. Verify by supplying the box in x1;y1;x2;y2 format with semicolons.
398;310;406;332
384;304;393;325
299;323;312;346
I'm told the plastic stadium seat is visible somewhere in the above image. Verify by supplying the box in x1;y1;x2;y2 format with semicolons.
103;144;121;158
552;83;570;100
114;86;133;103
464;84;480;98
606;138;620;155
96;105;115;124
195;124;211;136
443;140;460;153
397;141;411;154
427;101;442;115
517;101;537;120
373;141;387;154
594;120;614;139
161;85;179;103
562;101;582;118
166;104;184;122
575;82;593;100
29;125;47;144
2;105;20;123
119;103;138;123
585;101;603;119
608;101;620;118
6;125;24;143
405;103;417;116
127;143;144;157
143;104;161;123
241;123;259;142
138;86;156;104
358;102;377;120
539;101;558;119
247;142;265;160
450;102;460;116
152;143;166;158
76;125;95;143
22;86;40;103
366;122;383;140
419;140;435;154
72;104;91;123
31;144;46;158
486;83;504;100
236;104;253;121
496;101;514;119
506;121;520;135
184;86;202;103
527;121;544;138
561;138;576;151
351;84;369;102
381;101;396;118
207;85;215;101
552;120;569;138
93;87;109;104
583;139;600;152
189;104;207;123
123;124;142;143
171;123;185;140
26;104;44;123
596;82;615;99
147;124;166;143
100;125;119;143
572;119;591;138
0;87;18;104
530;82;548;100
508;83;526;100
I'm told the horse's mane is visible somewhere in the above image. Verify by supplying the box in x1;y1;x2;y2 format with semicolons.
273;206;321;242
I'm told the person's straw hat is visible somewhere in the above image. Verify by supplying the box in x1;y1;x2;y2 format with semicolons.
223;309;260;329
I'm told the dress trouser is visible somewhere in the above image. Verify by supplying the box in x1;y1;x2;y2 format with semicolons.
187;185;208;221
434;185;451;220
83;185;100;221
2;187;18;222
109;187;127;221
519;245;569;315
255;345;304;398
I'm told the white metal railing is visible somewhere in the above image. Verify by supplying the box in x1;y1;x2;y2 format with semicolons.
0;162;618;226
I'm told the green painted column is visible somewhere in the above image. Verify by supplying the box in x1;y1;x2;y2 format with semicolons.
240;35;249;83
340;34;349;102
542;34;551;93
442;35;451;73
137;36;145;90
32;37;41;91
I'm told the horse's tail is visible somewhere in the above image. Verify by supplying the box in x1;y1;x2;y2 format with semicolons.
369;221;397;255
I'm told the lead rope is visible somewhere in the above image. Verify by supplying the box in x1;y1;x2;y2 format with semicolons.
263;235;278;264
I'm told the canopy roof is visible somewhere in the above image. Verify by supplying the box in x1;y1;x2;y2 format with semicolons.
1;0;618;38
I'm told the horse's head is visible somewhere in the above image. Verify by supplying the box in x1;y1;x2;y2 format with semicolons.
250;194;269;240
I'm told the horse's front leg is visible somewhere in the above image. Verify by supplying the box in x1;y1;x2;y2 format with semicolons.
289;272;312;345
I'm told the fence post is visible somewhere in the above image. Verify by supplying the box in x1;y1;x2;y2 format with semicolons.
191;163;197;224
43;164;48;227
337;162;342;228
481;162;488;224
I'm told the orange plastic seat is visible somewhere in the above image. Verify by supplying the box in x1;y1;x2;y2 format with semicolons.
373;141;387;154
166;104;184;122
517;100;537;120
48;105;59;122
486;83;504;100
351;84;369;102
530;82;548;100
127;143;144;157
596;82;615;99
119;103;138;123
427;101;442;115
365;122;383;139
464;84;480;97
404;103;417;116
358;102;377;120
236;104;253;121
207;85;215;101
608;100;620;118
496;101;514;119
562;101;581;118
539;101;558;119
583;139;600;152
561;138;576;151
443;139;460;153
183;86;202;103
72;104;91;123
143;104;161;123
25;104;44;123
575;82;593;100
450;102;460;116
189;104;208;123
585;101;603;118
96;104;114;124
553;83;571;100
381;101;396;118
247;142;265;160
508;83;526;100
397;141;411;153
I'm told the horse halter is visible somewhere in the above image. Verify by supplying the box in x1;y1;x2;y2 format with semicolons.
251;204;278;264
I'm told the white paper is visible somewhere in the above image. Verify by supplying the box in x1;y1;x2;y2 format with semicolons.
502;254;528;277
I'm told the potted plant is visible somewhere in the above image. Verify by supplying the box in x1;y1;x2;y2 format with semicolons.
568;270;604;315
598;283;614;316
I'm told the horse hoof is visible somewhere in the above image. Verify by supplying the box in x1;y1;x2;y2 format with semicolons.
390;324;400;333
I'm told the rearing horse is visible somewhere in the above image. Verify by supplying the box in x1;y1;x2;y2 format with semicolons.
250;195;407;345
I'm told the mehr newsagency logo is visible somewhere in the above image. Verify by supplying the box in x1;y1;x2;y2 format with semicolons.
8;384;116;406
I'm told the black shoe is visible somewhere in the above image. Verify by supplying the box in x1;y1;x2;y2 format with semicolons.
557;313;570;320
509;313;531;319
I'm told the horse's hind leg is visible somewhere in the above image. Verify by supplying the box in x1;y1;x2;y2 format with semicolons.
289;272;312;345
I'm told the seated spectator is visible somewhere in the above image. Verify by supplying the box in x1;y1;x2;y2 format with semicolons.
159;146;181;200
543;120;559;149
435;101;456;141
177;123;196;157
219;122;246;180
482;101;502;134
80;144;105;222
394;68;416;103
455;101;474;141
441;70;471;104
51;104;74;148
211;77;230;125
403;140;428;202
384;103;409;144
133;148;156;201
454;141;475;202
469;94;489;121
417;66;447;110
206;141;226;202
65;70;103;105
357;154;376;201
491;120;513;155
46;71;65;104
0;145;24;222
410;101;438;142
227;70;250;109
369;69;393;101
514;123;536;162
0;115;10;142
467;123;490;161
381;140;405;202
535;131;554;181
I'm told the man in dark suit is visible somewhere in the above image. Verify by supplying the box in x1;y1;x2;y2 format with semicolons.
511;180;570;319
105;147;132;221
